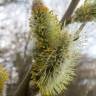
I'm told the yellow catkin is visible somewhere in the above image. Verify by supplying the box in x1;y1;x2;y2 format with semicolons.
0;65;9;95
31;0;77;96
74;3;96;22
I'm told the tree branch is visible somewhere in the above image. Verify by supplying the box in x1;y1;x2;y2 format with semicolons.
24;31;31;63
73;22;86;41
60;0;80;29
14;64;32;96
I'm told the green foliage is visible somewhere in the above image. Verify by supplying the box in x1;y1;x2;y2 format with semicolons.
30;0;77;96
0;65;9;96
74;2;96;22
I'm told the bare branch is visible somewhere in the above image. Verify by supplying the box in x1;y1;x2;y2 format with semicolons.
14;64;32;96
23;31;32;63
73;22;86;41
60;0;80;29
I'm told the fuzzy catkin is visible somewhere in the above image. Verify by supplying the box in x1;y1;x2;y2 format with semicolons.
31;0;77;96
0;65;8;96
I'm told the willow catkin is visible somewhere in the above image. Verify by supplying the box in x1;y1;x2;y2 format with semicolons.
30;0;77;96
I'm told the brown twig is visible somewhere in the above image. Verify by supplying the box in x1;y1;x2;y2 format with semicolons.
73;22;86;41
14;64;32;96
60;0;80;29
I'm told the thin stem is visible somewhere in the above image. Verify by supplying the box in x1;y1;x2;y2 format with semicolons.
73;22;86;41
24;31;31;63
14;64;32;96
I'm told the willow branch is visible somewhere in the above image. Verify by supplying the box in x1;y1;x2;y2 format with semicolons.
14;64;32;96
73;22;86;41
60;0;80;29
24;31;31;63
